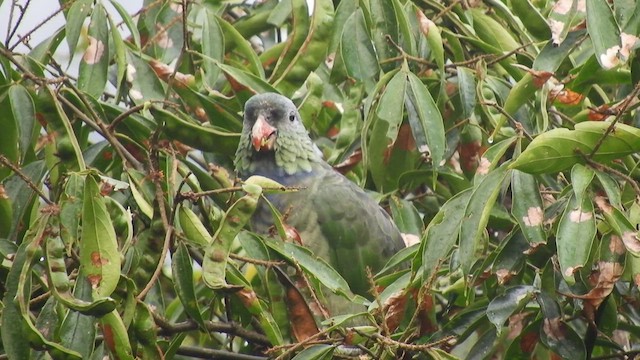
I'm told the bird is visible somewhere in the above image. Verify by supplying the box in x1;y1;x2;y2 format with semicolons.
234;92;406;318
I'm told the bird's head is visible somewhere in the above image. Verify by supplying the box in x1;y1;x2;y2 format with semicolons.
242;92;305;153
235;93;322;176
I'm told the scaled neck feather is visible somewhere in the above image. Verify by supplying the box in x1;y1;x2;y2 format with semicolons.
234;128;323;180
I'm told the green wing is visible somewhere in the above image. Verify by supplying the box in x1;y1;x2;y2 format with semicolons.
290;164;404;297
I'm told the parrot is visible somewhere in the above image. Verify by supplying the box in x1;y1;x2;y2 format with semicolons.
234;92;406;317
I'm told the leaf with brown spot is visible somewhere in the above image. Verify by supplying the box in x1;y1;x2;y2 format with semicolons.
100;310;134;360
77;4;110;98
81;174;120;299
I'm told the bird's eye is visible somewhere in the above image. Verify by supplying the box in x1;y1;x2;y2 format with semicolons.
289;113;296;122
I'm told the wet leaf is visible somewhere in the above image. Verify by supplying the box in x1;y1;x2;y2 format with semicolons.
487;285;536;334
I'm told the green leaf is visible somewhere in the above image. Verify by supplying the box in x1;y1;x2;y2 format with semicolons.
533;31;586;73
65;0;93;56
459;165;510;274
509;0;551;40
470;8;520;52
406;70;446;167
9;84;36;161
587;0;622;69
81;174;121;299
59;270;98;359
537;293;587;359
100;310;135;360
4;160;46;240
217;62;279;96
266;241;353;297
125;50;166;102
376;70;407;137
1;241;31;360
46;234;116;316
489;72;537;141
291;344;335;360
108;0;141;47
487;285;536;334
389;196;423;236
172;242;205;328
511;171;546;245
77;4;109;98
107;13;127;97
202;188;260;290
457;67;477;119
151;106;240;156
201;10;224;89
340;9;380;91
556;194;596;284
216;14;264;78
510;122;640;174
570;163;595;205
0;91;19;181
420;189;472;280
370;0;399;68
599;204;640;256
178;206;213;247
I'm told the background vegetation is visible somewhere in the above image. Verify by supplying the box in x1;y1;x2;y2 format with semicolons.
1;0;640;359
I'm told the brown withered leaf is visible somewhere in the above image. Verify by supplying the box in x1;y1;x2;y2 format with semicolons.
149;59;194;88
273;266;320;342
458;140;482;174
530;69;554;88
416;291;437;336
554;88;583;105
384;291;408;332
588;104;612;121
333;149;362;175
519;331;538;354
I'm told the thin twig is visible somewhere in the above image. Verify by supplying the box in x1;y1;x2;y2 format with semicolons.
582;156;640;197
9;1;70;50
548;107;576;125
176;346;268;360
154;315;271;346
116;0;164;28
485;42;533;67
136;149;173;301
354;328;455;352
141;15;182;52
56;95;143;170
588;82;640;158
229;253;285;267
5;0;33;46
480;101;534;141
432;0;462;22
0;155;53;205
180;185;301;201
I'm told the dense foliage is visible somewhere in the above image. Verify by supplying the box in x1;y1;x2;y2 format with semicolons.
2;0;640;359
